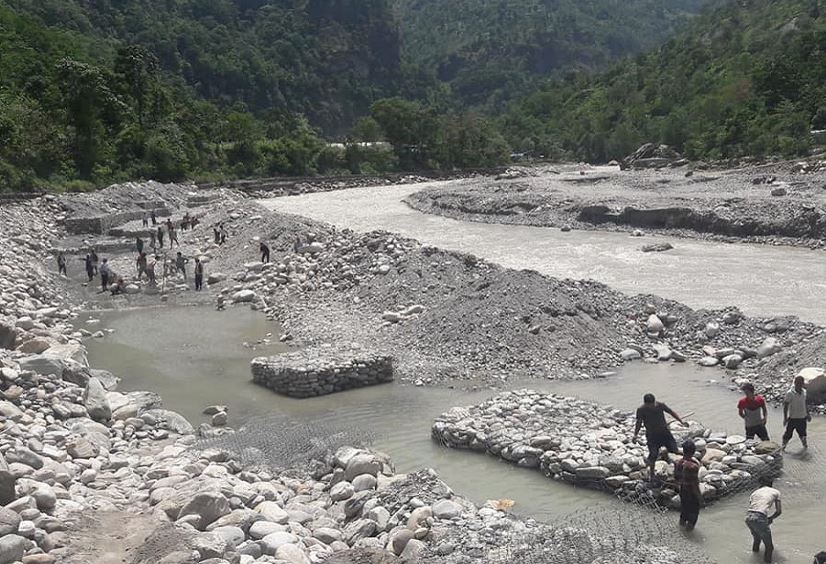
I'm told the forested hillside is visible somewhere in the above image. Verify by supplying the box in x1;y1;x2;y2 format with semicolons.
5;0;404;132
0;0;413;190
501;0;826;162
393;0;706;109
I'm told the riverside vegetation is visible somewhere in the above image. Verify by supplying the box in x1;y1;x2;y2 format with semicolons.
7;1;826;193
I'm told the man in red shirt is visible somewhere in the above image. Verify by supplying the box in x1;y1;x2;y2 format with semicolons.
674;439;703;530
738;383;770;441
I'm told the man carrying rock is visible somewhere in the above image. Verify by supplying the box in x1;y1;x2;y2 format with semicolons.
633;393;687;481
745;475;781;563
260;241;270;263
782;375;811;451
739;383;770;441
674;439;702;531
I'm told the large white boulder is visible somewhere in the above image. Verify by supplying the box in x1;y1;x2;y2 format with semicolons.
800;367;826;402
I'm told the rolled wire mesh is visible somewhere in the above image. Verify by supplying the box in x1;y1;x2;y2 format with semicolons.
193;413;376;472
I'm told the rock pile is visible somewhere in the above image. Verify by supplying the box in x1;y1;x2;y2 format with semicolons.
621;144;686;170
251;347;393;398
433;390;781;509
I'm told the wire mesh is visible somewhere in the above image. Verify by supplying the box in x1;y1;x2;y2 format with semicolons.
193;414;376;473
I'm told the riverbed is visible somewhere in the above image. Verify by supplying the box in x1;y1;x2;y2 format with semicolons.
260;183;826;324
84;305;825;564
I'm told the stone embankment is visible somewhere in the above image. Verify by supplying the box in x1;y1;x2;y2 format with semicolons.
433;390;782;509
251;347;393;398
405;163;826;248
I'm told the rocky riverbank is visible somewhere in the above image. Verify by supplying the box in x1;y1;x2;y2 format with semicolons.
432;389;782;508
1;175;822;563
200;198;823;407
404;163;826;249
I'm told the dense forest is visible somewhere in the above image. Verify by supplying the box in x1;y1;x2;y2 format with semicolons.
501;0;826;162
3;0;825;192
392;0;706;110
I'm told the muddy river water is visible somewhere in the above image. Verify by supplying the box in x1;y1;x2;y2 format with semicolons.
261;182;826;325
85;183;826;563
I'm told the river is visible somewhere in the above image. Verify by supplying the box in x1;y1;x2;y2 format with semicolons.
82;182;826;563
260;182;826;324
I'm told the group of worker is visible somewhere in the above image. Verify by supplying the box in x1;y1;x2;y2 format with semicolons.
634;375;813;562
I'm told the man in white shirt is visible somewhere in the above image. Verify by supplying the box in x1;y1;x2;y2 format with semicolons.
782;375;811;451
745;475;782;563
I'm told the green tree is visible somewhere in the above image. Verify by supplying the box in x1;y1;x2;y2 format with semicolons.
56;58;122;178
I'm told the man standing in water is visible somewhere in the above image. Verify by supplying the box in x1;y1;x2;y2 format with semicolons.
90;248;99;275
746;475;782;563
782;375;811;451
84;254;94;282
674;439;702;530
633;393;687;481
738;383;770;441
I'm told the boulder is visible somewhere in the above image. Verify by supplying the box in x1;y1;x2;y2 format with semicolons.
641;243;674;253
0;454;16;506
0;534;26;564
0;508;21;537
390;529;414;556
83;378;112;422
16;337;53;354
431;499;462;520
0;320;15;349
275;543;310;564
231;290;256;303
17;355;65;377
259;531;298;555
178;492;231;531
757;338;781;359
254;501;289;524
620;349;641;361
799;367;826;402
646;315;664;335
344;454;381;481
330;481;355;502
143;409;194;435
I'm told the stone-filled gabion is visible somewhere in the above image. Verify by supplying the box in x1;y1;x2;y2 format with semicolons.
251;346;393;398
432;389;782;509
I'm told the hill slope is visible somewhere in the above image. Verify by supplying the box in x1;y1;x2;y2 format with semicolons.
3;0;404;133
502;0;826;161
0;0;409;190
393;0;706;108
